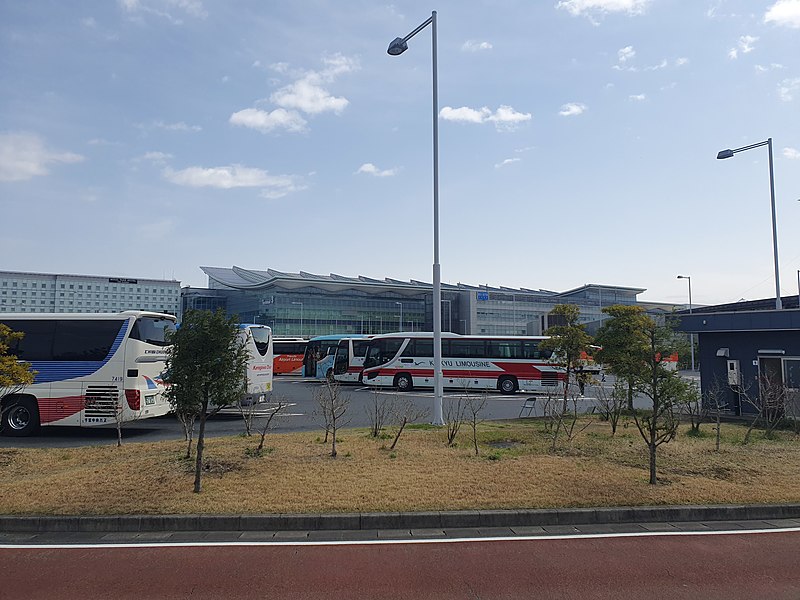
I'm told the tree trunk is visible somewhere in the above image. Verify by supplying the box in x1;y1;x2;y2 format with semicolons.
331;427;337;458
648;442;657;484
193;398;209;493
627;379;634;412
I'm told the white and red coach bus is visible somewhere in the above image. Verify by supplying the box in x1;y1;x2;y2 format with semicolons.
332;336;373;383
361;333;565;394
272;338;307;375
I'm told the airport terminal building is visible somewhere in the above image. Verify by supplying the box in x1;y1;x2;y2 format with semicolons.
182;265;676;337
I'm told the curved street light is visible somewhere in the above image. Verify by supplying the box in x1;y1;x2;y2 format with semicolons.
717;138;781;310
387;11;443;425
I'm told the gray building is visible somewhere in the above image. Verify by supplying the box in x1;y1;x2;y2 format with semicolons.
0;270;181;315
182;265;675;337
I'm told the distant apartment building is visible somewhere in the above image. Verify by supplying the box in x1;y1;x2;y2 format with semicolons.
0;270;181;315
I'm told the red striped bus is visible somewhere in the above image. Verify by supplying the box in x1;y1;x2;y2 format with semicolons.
361;333;565;394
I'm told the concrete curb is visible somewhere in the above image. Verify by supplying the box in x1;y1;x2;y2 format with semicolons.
2;504;800;533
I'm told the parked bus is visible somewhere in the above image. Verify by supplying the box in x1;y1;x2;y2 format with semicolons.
303;334;369;380
238;324;273;404
0;311;176;436
272;337;307;375
361;333;565;394
332;336;374;383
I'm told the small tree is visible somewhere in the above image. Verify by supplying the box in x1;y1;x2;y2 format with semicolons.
315;381;350;458
388;397;428;451
0;324;36;435
444;396;467;447
464;393;487;456
254;398;289;456
539;304;593;409
164;309;248;493
366;387;391;438
595;305;651;411
595;380;626;436
678;380;704;435
703;378;729;452
630;320;693;484
741;375;786;443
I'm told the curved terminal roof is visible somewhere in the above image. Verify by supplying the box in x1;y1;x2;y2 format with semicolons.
200;266;646;300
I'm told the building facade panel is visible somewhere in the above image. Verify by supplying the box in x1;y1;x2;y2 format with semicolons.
0;270;180;315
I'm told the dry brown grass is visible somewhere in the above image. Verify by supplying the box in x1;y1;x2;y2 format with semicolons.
1;418;799;515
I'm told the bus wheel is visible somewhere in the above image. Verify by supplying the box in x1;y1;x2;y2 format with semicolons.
2;397;40;437
498;377;518;394
394;373;413;391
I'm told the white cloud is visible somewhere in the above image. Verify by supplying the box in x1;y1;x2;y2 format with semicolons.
461;40;493;52
141;151;173;164
119;0;207;23
229;107;307;133
355;163;398;177
729;35;758;59
765;0;800;28
779;77;800;101
628;93;646;101
559;102;587;116
783;147;800;159
163;164;303;198
0;132;84;182
644;59;668;71
494;158;521;169
439;105;533;132
232;54;357;135
755;63;784;72
153;120;202;132
675;57;689;67
557;0;649;19
618;46;636;63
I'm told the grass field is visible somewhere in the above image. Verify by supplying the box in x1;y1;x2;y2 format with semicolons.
1;418;799;516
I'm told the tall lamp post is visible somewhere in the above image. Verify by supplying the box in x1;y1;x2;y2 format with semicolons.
717;138;782;310
677;275;695;371
396;301;403;331
388;10;443;425
291;301;303;337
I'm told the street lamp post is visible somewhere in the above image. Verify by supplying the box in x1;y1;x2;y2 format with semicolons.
388;10;443;425
291;301;303;337
717;138;782;310
677;275;695;371
396;301;403;332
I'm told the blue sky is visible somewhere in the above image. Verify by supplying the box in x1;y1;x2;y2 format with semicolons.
1;0;799;307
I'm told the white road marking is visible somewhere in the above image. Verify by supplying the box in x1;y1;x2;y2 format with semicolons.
3;526;799;550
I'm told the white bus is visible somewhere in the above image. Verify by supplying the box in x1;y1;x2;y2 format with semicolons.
332;336;374;383
0;311;176;436
361;333;565;394
238;324;273;404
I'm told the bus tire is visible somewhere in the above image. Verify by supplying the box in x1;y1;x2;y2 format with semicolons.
394;373;414;392
1;396;40;437
498;376;519;394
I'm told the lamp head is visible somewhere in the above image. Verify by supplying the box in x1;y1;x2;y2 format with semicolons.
677;275;688;280
387;37;408;56
717;149;734;160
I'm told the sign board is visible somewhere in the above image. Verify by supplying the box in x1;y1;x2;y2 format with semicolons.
477;291;489;301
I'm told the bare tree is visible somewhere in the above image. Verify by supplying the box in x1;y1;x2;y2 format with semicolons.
365;387;391;438
315;381;350;458
444;395;467;446
595;380;626;436
464;393;487;456
741;375;786;444
678;380;704;435
254;397;289;455
175;406;197;459
388;397;428;451
703;378;729;452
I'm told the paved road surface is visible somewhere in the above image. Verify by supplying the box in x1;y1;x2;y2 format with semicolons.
1;377;640;448
3;529;799;599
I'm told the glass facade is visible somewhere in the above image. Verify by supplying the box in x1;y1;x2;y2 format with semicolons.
183;267;670;339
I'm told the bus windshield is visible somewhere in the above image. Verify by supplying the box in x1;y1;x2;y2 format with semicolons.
250;326;271;357
130;316;176;347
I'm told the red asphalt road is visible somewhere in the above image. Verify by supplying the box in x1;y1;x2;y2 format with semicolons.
3;531;800;599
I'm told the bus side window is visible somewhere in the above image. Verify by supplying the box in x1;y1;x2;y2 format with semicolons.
522;340;540;360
